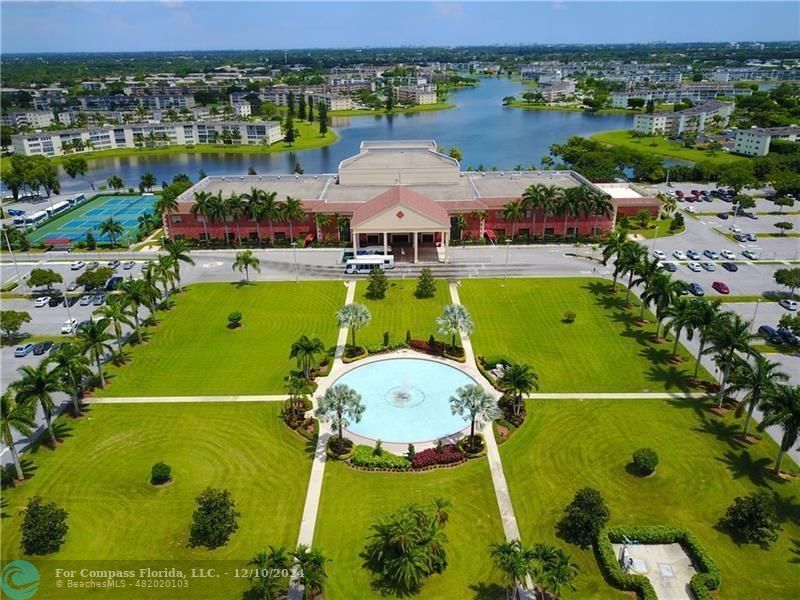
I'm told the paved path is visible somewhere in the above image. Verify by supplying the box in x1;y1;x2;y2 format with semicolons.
88;395;287;404
526;392;711;400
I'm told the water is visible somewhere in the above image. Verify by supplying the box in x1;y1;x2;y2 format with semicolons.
333;358;478;444
54;78;633;193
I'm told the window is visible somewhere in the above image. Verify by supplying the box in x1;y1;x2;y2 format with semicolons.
544;227;554;236
171;215;182;223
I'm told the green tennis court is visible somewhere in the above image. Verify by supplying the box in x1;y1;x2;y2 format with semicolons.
29;194;157;244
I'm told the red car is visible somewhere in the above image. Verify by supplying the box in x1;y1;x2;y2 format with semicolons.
712;281;730;294
691;189;701;196
675;190;684;197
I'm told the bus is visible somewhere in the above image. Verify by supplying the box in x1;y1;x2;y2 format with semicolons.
17;210;48;230
341;246;393;262
45;200;70;218
344;255;395;274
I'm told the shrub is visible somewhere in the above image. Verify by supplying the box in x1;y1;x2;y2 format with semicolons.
21;496;69;555
326;435;354;459
365;267;389;299
405;330;412;343
189;487;240;549
558;488;610;548
563;310;576;323
227;311;242;328
383;331;390;346
407;444;416;461
350;445;411;470
631;448;659;476
720;492;781;548
151;462;172;484
415;268;436;298
412;444;465;469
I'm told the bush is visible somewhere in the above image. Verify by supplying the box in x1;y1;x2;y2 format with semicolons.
365;267;389;299
720;492;781;548
350;445;411;470
407;444;416;461
151;462;172;484
326;435;354;459
21;496;69;555
631;448;659;476
411;444;465;469
227;311;242;328
415;268;436;298
563;310;576;323
558;487;610;548
189;487;240;549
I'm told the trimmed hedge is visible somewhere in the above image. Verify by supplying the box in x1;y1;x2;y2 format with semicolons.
595;525;720;600
349;445;411;470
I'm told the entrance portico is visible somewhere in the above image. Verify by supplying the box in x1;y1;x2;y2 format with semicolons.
350;187;451;263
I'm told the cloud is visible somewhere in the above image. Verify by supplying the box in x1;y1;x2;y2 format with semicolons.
434;1;464;18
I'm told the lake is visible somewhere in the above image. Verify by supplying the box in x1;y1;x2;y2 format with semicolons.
57;78;633;192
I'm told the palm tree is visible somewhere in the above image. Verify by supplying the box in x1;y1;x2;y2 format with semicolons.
453;213;468;240
48;342;92;416
292;545;329;600
503;201;525;239
497;362;539;416
664;297;697;357
632;256;663;320
449;384;500;451
567;185;592;238
290;335;325;380
336;303;371;348
162;237;195;291
140;265;163;321
94;296;134;350
190;190;214;243
261;190;279;242
282;196;306;242
153;254;177;295
0;392;35;480
639;271;680;335
521;183;546;240
77;318;114;388
590;192;614;240
704;312;758;408
436;304;474;350
315;213;331;241
315;383;365;453
538;185;561;240
225;192;245;245
600;228;629;290
153;192;179;223
12;363;62;444
248;546;290;600
118;279;150;344
758;384;800;475
658;192;678;217
490;539;536;600
209;190;230;243
729;355;789;439
107;175;124;192
690;299;722;381
617;241;647;304
99;217;124;246
540;548;579;598
232;249;261;283
241;187;266;242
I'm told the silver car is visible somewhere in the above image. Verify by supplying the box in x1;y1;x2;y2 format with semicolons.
701;262;716;272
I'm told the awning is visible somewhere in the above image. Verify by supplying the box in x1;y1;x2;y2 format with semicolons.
484;229;496;240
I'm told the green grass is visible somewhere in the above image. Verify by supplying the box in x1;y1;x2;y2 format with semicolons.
458;278;711;392
95;281;346;397
330;103;454;117
501;398;800;599
314;460;506;600
591;130;747;165
628;216;684;239
353;278;449;346
0;403;312;597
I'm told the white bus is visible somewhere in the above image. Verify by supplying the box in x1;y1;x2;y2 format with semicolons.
46;200;70;218
19;210;48;230
342;246;393;263
344;255;395;274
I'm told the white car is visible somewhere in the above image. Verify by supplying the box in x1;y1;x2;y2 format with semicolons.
729;225;742;234
684;206;697;214
672;250;687;260
70;260;86;270
701;262;716;272
34;296;51;307
653;250;666;260
720;250;736;260
687;262;702;272
742;249;760;260
779;299;798;312
122;261;135;270
686;250;701;260
61;319;78;334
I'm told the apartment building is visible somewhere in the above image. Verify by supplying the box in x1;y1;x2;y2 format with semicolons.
733;126;800;156
520;68;562;84
0;110;55;128
231;103;252;118
78;94;196;111
538;81;577;101
393;85;438;105
309;93;353;111
633;100;734;136
610;84;750;108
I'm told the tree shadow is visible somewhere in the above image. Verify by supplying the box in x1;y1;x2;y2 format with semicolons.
694;418;742;450
772;491;800;527
716;450;772;487
595;294;628;311
640;346;672;366
27;422;75;455
469;582;506;600
646;365;693;392
789;538;800;564
229;280;251;289
610;310;637;329
0;496;9;518
665;395;709;420
583;280;614;297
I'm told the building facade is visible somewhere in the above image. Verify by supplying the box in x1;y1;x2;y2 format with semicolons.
393;86;438;105
733;126;800;156
633;100;734;136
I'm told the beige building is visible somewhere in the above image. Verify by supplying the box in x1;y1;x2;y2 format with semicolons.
393;85;438;105
734;126;800;156
633;100;734;136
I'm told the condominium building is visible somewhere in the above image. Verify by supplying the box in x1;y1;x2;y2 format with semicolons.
632;100;734;136
610;84;750;108
309;93;353;111
538;81;577;101
78;94;196;111
11;120;282;157
393;85;438;105
231;103;252;118
0;110;55;129
733;126;800;156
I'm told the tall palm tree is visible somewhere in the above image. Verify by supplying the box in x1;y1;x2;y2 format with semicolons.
248;546;290;600
262;190;279;242
290;335;325;380
538;185;561;240
162;237;195;292
210;190;230;243
0;392;35;480
12;363;62;444
77;318;114;388
490;539;536;600
241;187;265;242
48;342;91;416
232;249;261;283
118;279;151;344
436;304;474;350
664;296;697;357
617;241;647;304
567;185;592;238
153;254;177;295
449;384;500;451
730;355;789;438
497;362;539;416
107;175;124;192
558;189;575;239
94;296;134;350
315;213;331;241
190;190;214;243
292;545;329;600
600;228;629;290
336;303;371;348
141;265;163;321
503;201;525;239
282;196;306;242
540;549;579;598
704;312;758;408
315;383;365;453
225;192;245;245
632;256;663;319
590;192;614;240
521;183;546;240
99;217;124;246
758;384;800;475
646;274;681;337
153;191;179;225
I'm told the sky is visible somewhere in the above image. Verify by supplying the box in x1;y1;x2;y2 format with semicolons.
1;1;798;54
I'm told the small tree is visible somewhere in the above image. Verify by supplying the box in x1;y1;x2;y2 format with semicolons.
227;311;243;329
436;304;474;350
151;462;172;485
337;303;371;348
316;384;365;454
558;488;610;548
27;268;62;290
774;221;794;236
720;492;781;548
449;384;499;452
248;546;290;600
415;268;436;298
21;496;69;555
774;267;800;298
85;231;96;250
0;310;31;340
189;487;240;549
365;267;389;300
773;196;795;214
76;266;114;290
631;448;659;476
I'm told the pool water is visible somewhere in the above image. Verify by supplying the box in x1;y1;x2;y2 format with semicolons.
333;358;478;444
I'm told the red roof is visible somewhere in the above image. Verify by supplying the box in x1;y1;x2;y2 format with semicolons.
44;237;72;245
350;186;450;228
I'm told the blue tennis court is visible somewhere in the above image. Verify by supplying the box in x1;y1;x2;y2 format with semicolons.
29;194;158;244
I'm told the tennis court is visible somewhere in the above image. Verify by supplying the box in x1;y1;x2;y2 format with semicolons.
29;194;158;244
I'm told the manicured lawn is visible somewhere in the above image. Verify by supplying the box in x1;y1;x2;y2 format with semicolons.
96;281;346;397
314;460;506;599
1;403;312;597
591;130;747;165
459;278;711;392
628;216;684;239
501;398;800;599
354;278;450;347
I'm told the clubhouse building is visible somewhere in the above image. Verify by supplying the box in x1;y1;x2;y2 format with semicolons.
167;140;660;262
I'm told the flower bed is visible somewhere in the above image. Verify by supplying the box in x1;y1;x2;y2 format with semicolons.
349;445;410;471
411;444;465;469
342;345;368;363
409;339;466;362
457;434;487;458
326;436;354;460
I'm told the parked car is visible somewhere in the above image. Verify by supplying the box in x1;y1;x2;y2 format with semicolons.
745;233;757;242
702;195;713;202
653;250;666;260
687;262;702;272
14;343;35;357
721;262;739;272
86;261;99;269
107;260;121;269
779;299;798;311
79;295;94;306
661;262;677;272
122;261;135;270
701;262;716;271
733;233;748;242
672;250;687;260
93;294;105;306
65;296;79;307
675;190;684;197
703;250;720;259
777;328;800;346
675;281;690;296
689;283;705;296
70;260;86;270
105;276;123;291
7;209;25;216
743;212;759;220
49;342;64;354
33;341;53;356
684;206;697;213
48;294;65;307
729;224;742;233
61;319;78;334
712;281;730;294
758;325;783;344
67;281;79;292
742;250;760;260
690;189;701;197
720;250;736;260
717;212;729;220
687;250;701;260
34;296;51;308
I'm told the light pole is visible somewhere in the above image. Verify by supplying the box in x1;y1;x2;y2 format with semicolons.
2;227;23;286
291;241;298;283
60;282;77;338
504;238;512;283
750;299;761;333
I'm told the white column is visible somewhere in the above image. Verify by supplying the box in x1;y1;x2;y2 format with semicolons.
413;231;418;263
353;230;359;254
443;231;448;262
383;231;388;256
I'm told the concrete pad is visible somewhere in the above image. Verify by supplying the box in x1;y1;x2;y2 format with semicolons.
612;543;697;600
